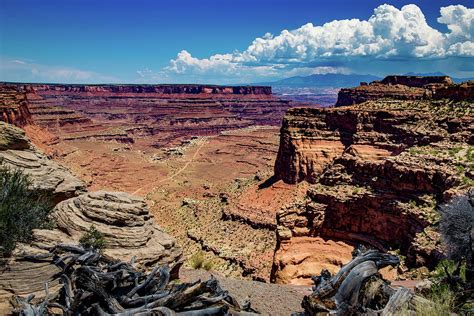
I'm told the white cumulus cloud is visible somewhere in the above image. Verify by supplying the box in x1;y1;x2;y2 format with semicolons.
162;4;474;82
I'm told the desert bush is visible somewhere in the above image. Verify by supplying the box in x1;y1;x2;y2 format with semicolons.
0;165;53;256
413;283;456;316
79;226;106;250
189;251;213;270
439;192;473;283
201;259;214;271
436;192;474;312
430;259;466;281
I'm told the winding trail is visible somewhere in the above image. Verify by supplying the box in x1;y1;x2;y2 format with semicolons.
132;139;207;195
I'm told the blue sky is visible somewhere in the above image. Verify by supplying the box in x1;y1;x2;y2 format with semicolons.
0;0;473;83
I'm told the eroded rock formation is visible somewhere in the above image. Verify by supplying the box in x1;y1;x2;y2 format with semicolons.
0;122;86;202
272;99;473;285
43;191;183;271
1;191;183;307
336;75;473;106
0;85;33;127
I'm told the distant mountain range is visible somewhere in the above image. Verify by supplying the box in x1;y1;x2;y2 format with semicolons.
258;72;472;88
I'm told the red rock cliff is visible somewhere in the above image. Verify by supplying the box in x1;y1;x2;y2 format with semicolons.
272;100;473;284
336;76;473;106
4;83;300;146
25;84;272;95
0;84;33;127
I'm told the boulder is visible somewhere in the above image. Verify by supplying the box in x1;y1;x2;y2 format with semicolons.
43;191;183;272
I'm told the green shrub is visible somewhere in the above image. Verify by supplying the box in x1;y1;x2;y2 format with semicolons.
0;165;53;256
201;260;214;271
414;283;456;316
430;259;466;282
79;226;106;250
189;251;213;270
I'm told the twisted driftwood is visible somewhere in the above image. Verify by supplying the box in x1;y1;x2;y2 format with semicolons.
11;244;258;315
300;250;431;315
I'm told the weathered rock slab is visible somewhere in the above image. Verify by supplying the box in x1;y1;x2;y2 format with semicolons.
0;122;86;202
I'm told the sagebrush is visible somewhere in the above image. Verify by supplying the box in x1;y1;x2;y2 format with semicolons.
79;225;106;250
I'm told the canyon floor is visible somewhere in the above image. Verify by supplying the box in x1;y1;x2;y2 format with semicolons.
38;124;315;314
46;125;309;282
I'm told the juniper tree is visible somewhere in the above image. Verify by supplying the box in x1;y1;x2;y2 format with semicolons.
0;165;53;256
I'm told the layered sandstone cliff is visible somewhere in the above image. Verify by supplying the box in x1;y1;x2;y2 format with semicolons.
272;100;473;285
26;84;272;95
0;85;33;126
336;75;473;106
3;83;297;146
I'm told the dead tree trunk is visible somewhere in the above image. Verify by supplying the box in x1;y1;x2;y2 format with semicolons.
11;244;258;315
301;250;429;315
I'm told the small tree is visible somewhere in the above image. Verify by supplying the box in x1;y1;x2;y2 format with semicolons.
438;190;474;305
0;165;53;256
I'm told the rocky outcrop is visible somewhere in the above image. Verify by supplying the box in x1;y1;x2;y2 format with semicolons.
1;192;183;307
0;85;33;127
272;100;473;285
44;191;183;270
275;106;473;184
0;122;86;202
380;75;453;87
336;75;473;106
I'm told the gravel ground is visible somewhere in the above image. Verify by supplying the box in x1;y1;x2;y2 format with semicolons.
180;269;310;315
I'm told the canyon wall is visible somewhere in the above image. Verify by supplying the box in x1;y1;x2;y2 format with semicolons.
26;84;272;95
0;85;33;126
2;83;299;147
272;97;473;285
336;75;473;106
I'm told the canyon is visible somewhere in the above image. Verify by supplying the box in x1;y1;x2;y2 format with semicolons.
0;82;309;284
3;83;295;146
0;76;472;300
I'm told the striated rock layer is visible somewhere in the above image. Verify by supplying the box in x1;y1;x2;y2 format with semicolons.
3;83;301;146
0;122;86;202
272;100;473;285
0;123;183;310
1;191;183;305
47;191;183;271
336;75;473;107
0;85;33;127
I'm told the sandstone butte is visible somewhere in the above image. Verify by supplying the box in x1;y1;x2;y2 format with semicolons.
272;76;473;285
